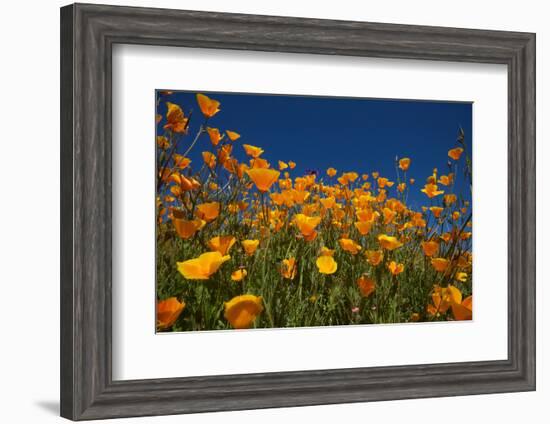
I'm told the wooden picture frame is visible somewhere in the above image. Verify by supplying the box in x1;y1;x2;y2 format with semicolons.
60;3;536;420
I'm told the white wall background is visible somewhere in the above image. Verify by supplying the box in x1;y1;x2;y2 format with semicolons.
0;0;546;422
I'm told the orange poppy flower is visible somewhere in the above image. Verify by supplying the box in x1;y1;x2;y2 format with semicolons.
177;251;230;280
250;157;270;169
226;130;241;141
339;238;362;255
281;258;297;280
356;208;376;222
365;249;384;266
444;194;457;206
354;220;373;236
327;167;337;177
163;102;189;133
427;285;457;315
431;257;450;272
319;196;336;209
438;174;454;186
196;202;220;222
294;214;321;237
448;147;464;160
357;276;376;297
231;269;247;282
421;240;439;257
246;168;280;192
278;160;288;170
399;157;411;171
173;217;205;239
378;177;393;188
169;173;200;192
452;295;472;320
288;161;296;169
316;255;338;274
206;127;223;146
421;183;444;198
382;207;397;224
172;154;191;169
202;151;217;169
387;261;404;276
218;144;233;165
196;93;220;118
208;236;237;255
242;239;260;256
243;144;264;158
157;135;170;149
430;206;444;218
224;295;263;329
455;272;468;283
378;234;403;250
157;297;185;330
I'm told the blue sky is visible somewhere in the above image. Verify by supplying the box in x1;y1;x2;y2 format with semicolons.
156;90;472;210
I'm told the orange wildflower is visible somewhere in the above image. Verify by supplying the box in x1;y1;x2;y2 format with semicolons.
448;147;464;160
387;261;404;276
196;93;220;118
281;258;297;280
421;183;444;198
172;154;191;169
206;127;223;146
430;206;444;218
339;238;362;255
242;239;260;256
357;276;376;297
208;236;237;255
431;257;450;272
202;151;216;169
421;240;439;257
294;214;321;237
163;102;189;133
173;217;205;239
316;255;338;274
243;144;264;158
399;157;411;171
157;297;185;329
196;202;220;222
246;168;280;192
226;130;241;141
224;295;263;329
177;252;230;280
231;269;248;282
378;234;403;250
365;249;384;266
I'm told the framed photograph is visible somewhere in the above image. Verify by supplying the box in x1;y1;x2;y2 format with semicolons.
60;3;536;420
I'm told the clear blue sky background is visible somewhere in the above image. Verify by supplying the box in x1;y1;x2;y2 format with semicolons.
156;90;472;210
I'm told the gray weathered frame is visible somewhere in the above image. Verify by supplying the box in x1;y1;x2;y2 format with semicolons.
60;3;536;421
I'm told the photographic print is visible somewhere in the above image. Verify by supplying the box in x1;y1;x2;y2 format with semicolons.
155;91;473;332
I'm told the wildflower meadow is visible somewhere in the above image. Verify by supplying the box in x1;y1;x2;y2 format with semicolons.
155;91;473;332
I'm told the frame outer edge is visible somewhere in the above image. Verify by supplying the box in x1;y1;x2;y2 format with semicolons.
522;33;536;389
60;3;76;420
60;3;537;420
